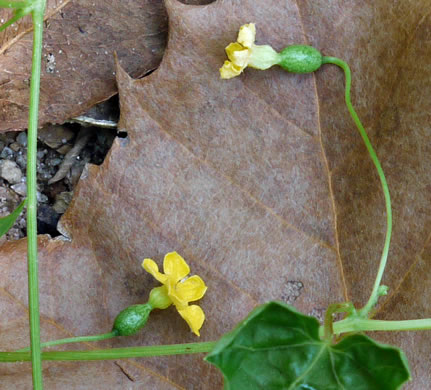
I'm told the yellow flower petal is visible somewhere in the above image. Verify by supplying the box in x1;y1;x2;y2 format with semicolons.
142;258;168;284
177;305;205;336
142;252;207;336
167;282;188;309
220;23;279;78
237;23;255;48
231;49;251;68
248;44;280;70
220;61;242;79
163;252;190;283
175;275;207;303
225;42;245;62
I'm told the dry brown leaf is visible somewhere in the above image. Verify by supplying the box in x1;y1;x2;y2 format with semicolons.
0;0;431;388
0;0;168;131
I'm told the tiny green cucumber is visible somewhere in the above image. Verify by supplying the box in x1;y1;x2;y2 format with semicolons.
113;303;153;336
278;45;322;73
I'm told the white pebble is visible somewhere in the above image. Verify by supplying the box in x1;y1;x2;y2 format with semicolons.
0;160;22;184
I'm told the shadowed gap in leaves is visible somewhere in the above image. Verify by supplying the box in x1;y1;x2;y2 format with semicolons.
0;95;127;239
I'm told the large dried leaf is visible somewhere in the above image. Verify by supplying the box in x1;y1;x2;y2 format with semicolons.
0;0;431;388
0;0;168;131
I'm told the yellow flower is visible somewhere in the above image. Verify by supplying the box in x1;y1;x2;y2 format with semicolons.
220;23;280;79
142;252;207;336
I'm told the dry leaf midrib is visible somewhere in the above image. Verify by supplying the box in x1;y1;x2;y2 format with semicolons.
293;0;348;301
313;80;348;302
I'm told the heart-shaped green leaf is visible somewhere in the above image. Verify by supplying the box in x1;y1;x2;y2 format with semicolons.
0;199;26;238
206;301;410;389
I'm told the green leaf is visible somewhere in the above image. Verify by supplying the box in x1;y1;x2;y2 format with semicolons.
205;301;410;390
0;199;26;238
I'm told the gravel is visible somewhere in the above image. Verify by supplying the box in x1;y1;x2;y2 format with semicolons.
0;121;117;240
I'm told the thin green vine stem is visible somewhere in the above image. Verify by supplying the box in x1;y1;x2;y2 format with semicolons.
17;331;118;352
0;342;217;363
332;317;431;334
321;56;392;318
27;1;46;389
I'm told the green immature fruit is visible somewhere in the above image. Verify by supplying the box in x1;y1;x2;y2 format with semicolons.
278;45;322;73
113;303;153;336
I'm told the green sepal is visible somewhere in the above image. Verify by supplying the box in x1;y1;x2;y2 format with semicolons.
205;301;410;390
278;45;322;73
148;286;172;309
0;199;26;238
112;303;153;336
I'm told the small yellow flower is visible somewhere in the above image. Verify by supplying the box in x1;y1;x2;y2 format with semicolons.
143;252;207;336
220;23;280;79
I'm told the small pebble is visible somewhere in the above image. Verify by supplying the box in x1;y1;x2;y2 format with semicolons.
5;133;16;144
38;125;75;149
0;147;14;159
53;191;73;214
16;132;28;147
0;187;8;201
9;142;21;152
0;186;19;203
57;145;72;154
49;157;62;166
0;160;23;184
6;227;21;241
11;182;27;196
40;172;53;181
16;154;27;169
37;192;49;203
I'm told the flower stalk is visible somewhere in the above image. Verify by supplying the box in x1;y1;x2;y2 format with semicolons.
321;56;393;318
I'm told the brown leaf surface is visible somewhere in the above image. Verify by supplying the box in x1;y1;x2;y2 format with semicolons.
1;0;431;388
0;0;168;131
